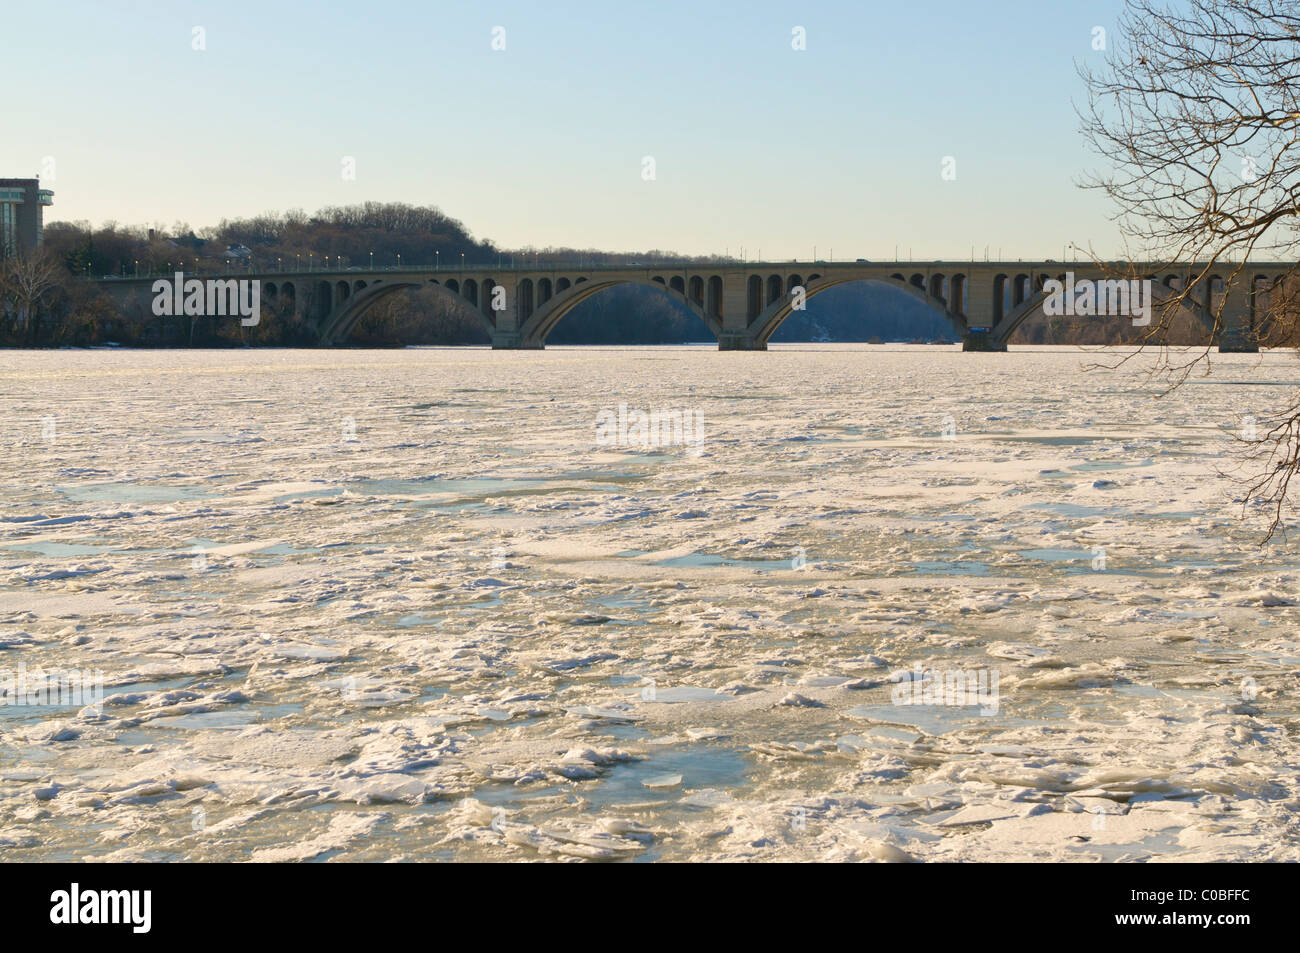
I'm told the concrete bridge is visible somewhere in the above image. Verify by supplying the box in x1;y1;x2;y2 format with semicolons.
94;260;1293;351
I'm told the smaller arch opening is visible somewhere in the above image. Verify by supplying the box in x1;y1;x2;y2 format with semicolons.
689;276;704;306
518;278;533;321
993;274;1008;322
950;274;966;315
766;275;783;305
746;275;763;320
707;276;723;318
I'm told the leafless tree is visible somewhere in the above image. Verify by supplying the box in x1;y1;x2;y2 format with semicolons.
0;249;63;340
1080;0;1300;538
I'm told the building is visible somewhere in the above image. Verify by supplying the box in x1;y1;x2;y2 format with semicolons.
0;178;55;257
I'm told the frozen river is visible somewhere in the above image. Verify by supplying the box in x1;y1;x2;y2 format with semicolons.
2;344;1298;861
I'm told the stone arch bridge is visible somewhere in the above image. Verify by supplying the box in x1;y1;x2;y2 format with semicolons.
96;260;1289;351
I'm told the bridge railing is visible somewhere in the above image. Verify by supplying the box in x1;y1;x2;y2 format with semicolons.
85;261;978;281
83;259;1297;282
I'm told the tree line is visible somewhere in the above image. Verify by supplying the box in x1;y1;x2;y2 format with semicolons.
0;198;1214;348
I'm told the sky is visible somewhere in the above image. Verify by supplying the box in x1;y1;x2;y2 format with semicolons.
6;0;1134;260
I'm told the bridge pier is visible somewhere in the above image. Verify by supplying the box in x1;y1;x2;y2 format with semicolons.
491;333;543;349
1216;315;1258;353
1216;329;1259;353
961;332;1007;352
717;334;766;351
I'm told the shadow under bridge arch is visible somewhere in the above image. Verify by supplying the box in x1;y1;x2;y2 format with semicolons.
319;278;498;345
514;277;723;348
749;275;966;346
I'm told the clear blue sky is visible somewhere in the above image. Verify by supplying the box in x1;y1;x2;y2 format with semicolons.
7;0;1131;260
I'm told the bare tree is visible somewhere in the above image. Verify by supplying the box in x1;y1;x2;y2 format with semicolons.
1080;0;1300;537
0;249;63;341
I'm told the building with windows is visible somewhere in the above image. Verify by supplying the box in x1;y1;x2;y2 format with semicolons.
0;178;54;256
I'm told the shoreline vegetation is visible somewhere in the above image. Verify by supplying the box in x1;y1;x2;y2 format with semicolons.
2;201;1212;349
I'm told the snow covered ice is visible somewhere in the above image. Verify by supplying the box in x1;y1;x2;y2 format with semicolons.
2;343;1299;862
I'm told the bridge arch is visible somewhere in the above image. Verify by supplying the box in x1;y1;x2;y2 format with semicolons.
318;279;496;344
990;273;1225;346
1251;274;1274;326
515;277;723;348
928;273;946;302
748;274;964;347
517;279;534;322
707;276;723;319
765;275;783;305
